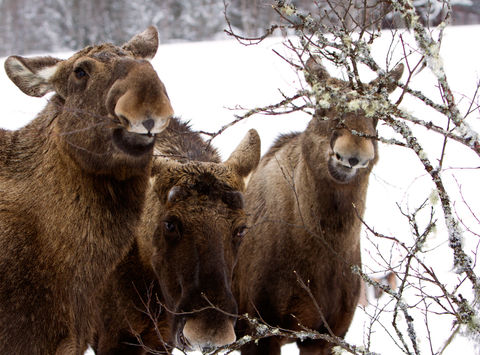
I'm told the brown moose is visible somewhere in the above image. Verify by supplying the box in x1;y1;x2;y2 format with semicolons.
234;58;403;354
94;119;261;354
0;27;173;354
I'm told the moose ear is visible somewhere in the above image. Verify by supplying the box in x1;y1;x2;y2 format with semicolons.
224;129;261;180
304;56;330;87
4;55;61;97
122;26;159;60
370;63;404;94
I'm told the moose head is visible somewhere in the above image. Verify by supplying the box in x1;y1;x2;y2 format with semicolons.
4;26;173;179
304;56;403;184
140;129;260;352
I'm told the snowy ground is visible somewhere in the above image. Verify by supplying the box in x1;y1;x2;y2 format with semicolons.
1;25;479;355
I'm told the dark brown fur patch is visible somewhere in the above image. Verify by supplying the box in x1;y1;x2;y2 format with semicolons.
154;117;220;163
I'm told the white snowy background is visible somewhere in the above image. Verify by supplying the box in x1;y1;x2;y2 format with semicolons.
1;25;479;354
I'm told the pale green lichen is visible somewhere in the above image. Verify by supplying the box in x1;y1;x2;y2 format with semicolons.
362;100;380;117
318;99;331;109
280;4;295;16
425;42;444;77
348;90;359;97
348;99;362;111
316;92;331;108
429;189;439;205
418;149;428;161
342;35;352;47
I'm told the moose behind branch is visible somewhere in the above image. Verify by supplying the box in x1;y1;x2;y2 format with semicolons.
234;57;403;354
0;27;173;354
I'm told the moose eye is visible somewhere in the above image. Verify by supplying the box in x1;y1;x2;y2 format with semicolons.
164;221;176;233
163;217;182;240
234;226;248;240
74;67;87;79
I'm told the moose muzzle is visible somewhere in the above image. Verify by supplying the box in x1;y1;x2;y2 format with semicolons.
108;60;174;136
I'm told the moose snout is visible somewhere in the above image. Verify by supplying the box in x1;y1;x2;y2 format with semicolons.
142;118;155;132
113;91;172;135
107;61;174;136
333;151;368;169
182;317;236;352
348;157;359;167
332;133;374;169
117;114;161;135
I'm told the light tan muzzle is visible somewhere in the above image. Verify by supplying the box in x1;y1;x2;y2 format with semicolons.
332;130;374;169
110;61;173;135
182;318;236;352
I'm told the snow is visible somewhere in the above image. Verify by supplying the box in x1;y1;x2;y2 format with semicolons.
1;25;479;355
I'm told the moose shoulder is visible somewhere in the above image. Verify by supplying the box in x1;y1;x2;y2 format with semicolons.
0;27;173;354
234;58;403;354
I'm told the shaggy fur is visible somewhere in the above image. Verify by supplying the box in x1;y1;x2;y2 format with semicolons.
0;27;173;354
94;121;260;354
234;59;403;354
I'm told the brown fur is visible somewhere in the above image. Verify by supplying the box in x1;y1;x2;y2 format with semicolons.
153;117;220;163
94;123;261;354
234;59;403;354
0;27;173;354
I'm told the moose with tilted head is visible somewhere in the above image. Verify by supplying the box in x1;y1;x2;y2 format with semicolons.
0;27;173;354
234;58;403;354
94;119;260;354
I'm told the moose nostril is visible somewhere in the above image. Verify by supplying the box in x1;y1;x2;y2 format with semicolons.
142;118;155;132
349;157;359;167
118;114;130;127
201;345;215;353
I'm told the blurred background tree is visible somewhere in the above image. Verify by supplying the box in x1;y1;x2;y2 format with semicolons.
0;0;479;56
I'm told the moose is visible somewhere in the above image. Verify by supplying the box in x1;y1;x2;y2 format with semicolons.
234;58;403;354
0;27;173;354
94;119;261;354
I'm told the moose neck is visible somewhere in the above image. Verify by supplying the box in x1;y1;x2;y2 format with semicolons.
9;99;151;289
299;121;373;247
